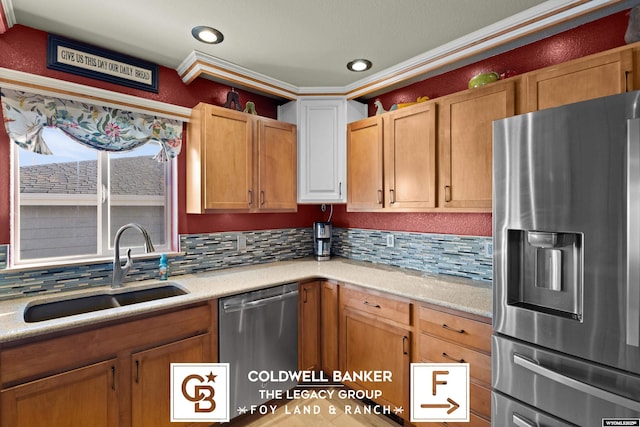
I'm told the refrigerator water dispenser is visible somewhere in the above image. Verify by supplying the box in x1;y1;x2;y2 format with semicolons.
506;230;583;321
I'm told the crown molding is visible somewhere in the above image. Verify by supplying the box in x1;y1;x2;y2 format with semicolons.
179;0;627;100
177;51;301;100
0;67;192;121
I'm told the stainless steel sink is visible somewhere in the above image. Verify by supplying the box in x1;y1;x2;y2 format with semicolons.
24;284;188;323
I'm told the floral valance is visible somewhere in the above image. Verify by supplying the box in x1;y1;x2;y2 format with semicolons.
1;88;183;162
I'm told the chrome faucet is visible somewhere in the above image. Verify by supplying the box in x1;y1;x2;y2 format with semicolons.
112;223;155;288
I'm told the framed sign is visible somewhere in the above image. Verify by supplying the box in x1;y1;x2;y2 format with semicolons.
47;34;159;93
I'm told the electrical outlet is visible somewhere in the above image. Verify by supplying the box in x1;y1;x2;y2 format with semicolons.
484;241;493;257
237;234;247;251
386;234;395;248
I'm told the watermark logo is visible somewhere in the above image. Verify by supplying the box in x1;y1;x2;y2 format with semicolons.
171;363;230;423
602;419;640;426
410;363;469;423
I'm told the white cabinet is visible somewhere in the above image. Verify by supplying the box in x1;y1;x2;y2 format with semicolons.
279;98;366;203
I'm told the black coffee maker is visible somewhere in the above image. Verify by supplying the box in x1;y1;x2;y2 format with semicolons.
313;222;332;261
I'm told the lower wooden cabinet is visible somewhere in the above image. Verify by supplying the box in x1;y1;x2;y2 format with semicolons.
132;334;211;427
320;280;340;375
340;285;411;417
414;304;492;426
299;281;321;371
1;358;119;427
342;307;410;411
0;302;216;427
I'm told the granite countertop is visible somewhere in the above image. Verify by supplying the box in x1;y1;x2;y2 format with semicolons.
0;258;492;344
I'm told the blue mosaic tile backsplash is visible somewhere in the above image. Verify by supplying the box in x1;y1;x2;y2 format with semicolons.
0;227;492;300
332;228;492;282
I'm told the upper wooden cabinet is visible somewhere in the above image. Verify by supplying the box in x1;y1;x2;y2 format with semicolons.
439;81;515;210
524;47;634;112
346;115;383;211
187;103;297;213
347;101;437;212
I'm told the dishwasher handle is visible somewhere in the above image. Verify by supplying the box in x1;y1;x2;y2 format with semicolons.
222;289;298;313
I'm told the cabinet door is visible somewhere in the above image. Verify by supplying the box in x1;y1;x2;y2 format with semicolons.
298;100;346;203
299;281;321;371
321;280;339;374
342;308;410;410
257;118;297;211
1;359;118;427
384;102;437;209
347;115;384;211
440;81;514;209
203;107;254;210
526;49;633;112
131;334;210;427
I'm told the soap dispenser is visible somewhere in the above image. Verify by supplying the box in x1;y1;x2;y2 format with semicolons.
159;254;168;280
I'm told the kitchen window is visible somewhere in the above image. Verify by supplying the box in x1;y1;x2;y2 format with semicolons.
2;87;182;266
13;128;175;264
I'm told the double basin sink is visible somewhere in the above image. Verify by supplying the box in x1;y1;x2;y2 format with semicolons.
24;283;188;323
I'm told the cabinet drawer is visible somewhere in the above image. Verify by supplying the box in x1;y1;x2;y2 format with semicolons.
413;412;490;427
469;381;491;419
419;334;491;385
445;412;491;427
418;306;491;353
341;286;410;325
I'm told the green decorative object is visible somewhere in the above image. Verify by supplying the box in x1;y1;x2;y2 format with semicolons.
468;72;500;89
243;101;257;115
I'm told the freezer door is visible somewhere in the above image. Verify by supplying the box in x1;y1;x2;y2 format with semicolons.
492;335;640;426
492;391;577;427
493;91;640;374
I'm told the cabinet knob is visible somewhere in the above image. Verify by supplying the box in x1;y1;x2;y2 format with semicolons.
260;191;265;206
248;190;253;207
377;189;383;205
390;189;396;204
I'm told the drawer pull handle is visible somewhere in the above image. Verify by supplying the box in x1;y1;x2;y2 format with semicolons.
402;336;409;355
442;352;465;363
364;301;381;308
442;324;465;334
135;360;140;384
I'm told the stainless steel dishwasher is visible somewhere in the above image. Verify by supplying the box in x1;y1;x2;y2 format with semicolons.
219;283;298;419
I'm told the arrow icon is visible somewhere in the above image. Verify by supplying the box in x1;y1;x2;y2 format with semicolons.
421;397;460;414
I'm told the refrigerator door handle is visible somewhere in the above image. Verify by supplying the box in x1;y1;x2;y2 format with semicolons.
627;118;640;347
514;353;640;412
513;412;538;427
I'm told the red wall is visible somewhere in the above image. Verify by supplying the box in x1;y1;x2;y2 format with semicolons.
0;10;633;245
329;9;631;237
0;25;319;244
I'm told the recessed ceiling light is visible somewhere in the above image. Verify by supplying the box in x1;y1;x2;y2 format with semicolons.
192;26;224;44
347;59;372;72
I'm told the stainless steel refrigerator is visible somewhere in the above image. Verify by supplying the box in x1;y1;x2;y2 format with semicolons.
493;91;640;426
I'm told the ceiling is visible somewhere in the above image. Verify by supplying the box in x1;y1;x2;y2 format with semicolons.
2;0;635;99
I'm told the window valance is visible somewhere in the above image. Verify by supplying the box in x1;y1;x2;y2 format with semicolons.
1;88;183;161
